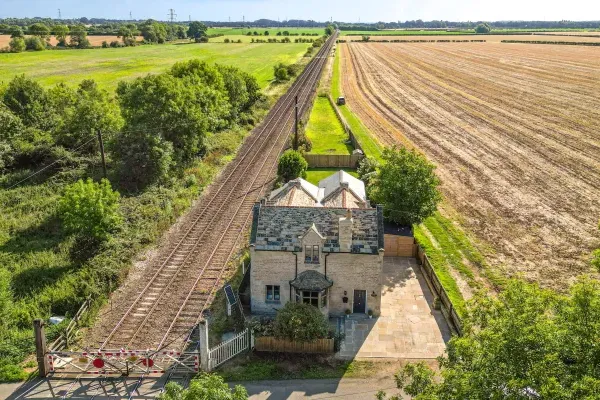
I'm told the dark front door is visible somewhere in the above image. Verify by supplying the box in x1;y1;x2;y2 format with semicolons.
353;290;366;314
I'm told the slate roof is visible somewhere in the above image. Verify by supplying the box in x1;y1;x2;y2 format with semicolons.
250;203;384;255
290;270;333;291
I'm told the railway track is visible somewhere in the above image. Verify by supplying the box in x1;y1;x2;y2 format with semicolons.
95;32;338;352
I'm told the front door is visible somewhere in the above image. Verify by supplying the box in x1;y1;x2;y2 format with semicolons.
353;290;366;314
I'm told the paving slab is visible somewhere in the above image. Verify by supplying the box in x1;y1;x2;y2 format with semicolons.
337;257;451;360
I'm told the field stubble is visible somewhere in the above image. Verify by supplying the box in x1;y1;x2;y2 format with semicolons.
340;42;600;289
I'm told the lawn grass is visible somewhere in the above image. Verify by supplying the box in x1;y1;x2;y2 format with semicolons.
216;353;393;381
0;42;308;91
330;47;383;160
304;168;358;185
305;96;352;155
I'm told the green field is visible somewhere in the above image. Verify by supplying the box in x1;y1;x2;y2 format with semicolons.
305;96;352;154
0;42;308;91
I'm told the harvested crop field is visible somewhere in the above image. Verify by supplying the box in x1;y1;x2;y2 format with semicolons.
339;42;600;289
344;34;600;43
0;35;133;47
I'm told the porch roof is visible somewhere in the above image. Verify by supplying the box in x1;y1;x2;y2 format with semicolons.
290;270;333;291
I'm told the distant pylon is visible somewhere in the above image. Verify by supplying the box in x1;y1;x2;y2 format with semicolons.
168;8;177;23
58;9;61;19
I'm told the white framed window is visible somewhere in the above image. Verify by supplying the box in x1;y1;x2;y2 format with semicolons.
305;245;320;264
266;285;280;302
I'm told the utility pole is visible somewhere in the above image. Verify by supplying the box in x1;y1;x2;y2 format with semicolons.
97;130;108;179
58;9;61;19
168;8;177;23
293;95;299;150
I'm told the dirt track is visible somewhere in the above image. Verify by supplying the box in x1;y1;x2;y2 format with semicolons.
340;42;600;289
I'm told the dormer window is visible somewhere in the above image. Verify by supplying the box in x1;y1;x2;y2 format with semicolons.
305;245;320;264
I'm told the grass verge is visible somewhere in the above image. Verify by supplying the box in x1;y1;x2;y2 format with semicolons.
305;96;352;155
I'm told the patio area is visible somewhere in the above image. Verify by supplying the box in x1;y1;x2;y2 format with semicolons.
337;257;451;359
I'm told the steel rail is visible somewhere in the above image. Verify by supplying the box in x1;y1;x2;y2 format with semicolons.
156;33;338;351
100;35;334;349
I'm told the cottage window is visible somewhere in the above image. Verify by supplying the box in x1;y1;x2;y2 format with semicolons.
304;245;320;264
266;285;280;302
302;291;320;307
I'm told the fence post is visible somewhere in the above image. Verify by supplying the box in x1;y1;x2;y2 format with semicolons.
34;319;50;377
198;320;211;372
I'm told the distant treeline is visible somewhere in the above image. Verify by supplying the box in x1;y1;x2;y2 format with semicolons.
501;40;600;46
2;18;599;33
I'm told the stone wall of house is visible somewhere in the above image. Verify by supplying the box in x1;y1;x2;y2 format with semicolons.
325;252;383;316
250;246;383;317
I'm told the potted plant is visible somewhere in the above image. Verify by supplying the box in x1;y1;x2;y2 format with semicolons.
368;309;373;319
345;309;352;318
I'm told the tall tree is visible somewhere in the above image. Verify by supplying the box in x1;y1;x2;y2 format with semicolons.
53;24;70;46
69;24;90;48
27;23;50;40
2;75;53;130
187;21;207;41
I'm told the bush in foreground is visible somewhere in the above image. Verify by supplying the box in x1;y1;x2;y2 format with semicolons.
160;374;248;400
277;149;307;183
59;178;122;241
274;302;329;343
368;146;441;226
378;277;600;399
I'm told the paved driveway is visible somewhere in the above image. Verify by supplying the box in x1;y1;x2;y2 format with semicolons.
338;257;451;359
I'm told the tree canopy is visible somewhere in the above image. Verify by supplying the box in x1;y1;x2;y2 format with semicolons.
475;23;492;33
187;21;207;41
368;146;441;226
160;374;248;400
380;277;600;400
277;150;308;182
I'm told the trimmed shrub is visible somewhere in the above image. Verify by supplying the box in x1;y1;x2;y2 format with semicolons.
277;149;307;182
273;302;329;343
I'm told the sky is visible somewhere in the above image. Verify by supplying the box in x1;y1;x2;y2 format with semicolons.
1;0;599;22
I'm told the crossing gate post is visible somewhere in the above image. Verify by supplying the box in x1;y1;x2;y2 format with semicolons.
34;319;50;377
198;320;210;372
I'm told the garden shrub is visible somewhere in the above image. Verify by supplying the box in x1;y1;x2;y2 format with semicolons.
273;302;329;343
277;149;307;182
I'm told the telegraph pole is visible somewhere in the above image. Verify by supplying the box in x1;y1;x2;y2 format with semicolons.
97;130;108;179
168;8;177;23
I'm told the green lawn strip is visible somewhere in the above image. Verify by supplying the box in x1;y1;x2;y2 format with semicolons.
216;355;387;381
304;168;358;185
413;223;467;316
330;46;384;161
0;42;308;91
305;96;352;155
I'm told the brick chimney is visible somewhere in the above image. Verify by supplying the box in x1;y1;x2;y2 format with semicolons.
338;209;353;252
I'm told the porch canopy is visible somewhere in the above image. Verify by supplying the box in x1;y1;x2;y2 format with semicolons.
290;270;333;291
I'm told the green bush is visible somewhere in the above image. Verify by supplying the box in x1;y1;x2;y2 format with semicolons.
58;178;122;241
160;374;248;400
274;64;289;82
8;37;25;53
369;146;441;225
475;23;491;34
277;149;307;182
24;36;46;51
273;302;329;343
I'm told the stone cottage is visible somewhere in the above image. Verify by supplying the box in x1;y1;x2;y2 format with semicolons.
249;171;384;317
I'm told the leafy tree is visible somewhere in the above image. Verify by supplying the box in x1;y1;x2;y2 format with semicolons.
9;26;24;38
0;106;25;143
325;24;335;36
0;24;9;34
379;277;600;400
273;302;330;342
160;374;248;400
357;156;380;187
277;149;307;182
27;23;50;40
59;178;122;241
475;23;491;34
110;128;174;191
362;35;370;42
24;36;46;51
274;64;289;82
368;146;441;225
264;30;270;36
69;24;90;48
2;75;52;130
139;19;167;43
187;21;207;42
53;24;70;46
117;26;135;46
55;80;122;153
176;25;187;39
8;37;26;53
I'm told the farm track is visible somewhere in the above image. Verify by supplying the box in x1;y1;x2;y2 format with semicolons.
340;42;600;288
86;33;338;352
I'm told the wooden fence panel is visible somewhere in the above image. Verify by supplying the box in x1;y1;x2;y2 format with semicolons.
255;337;334;353
304;154;364;168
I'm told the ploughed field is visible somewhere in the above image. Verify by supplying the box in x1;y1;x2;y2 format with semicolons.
344;34;600;43
340;42;600;288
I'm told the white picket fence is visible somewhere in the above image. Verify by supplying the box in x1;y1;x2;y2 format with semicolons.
208;328;252;370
